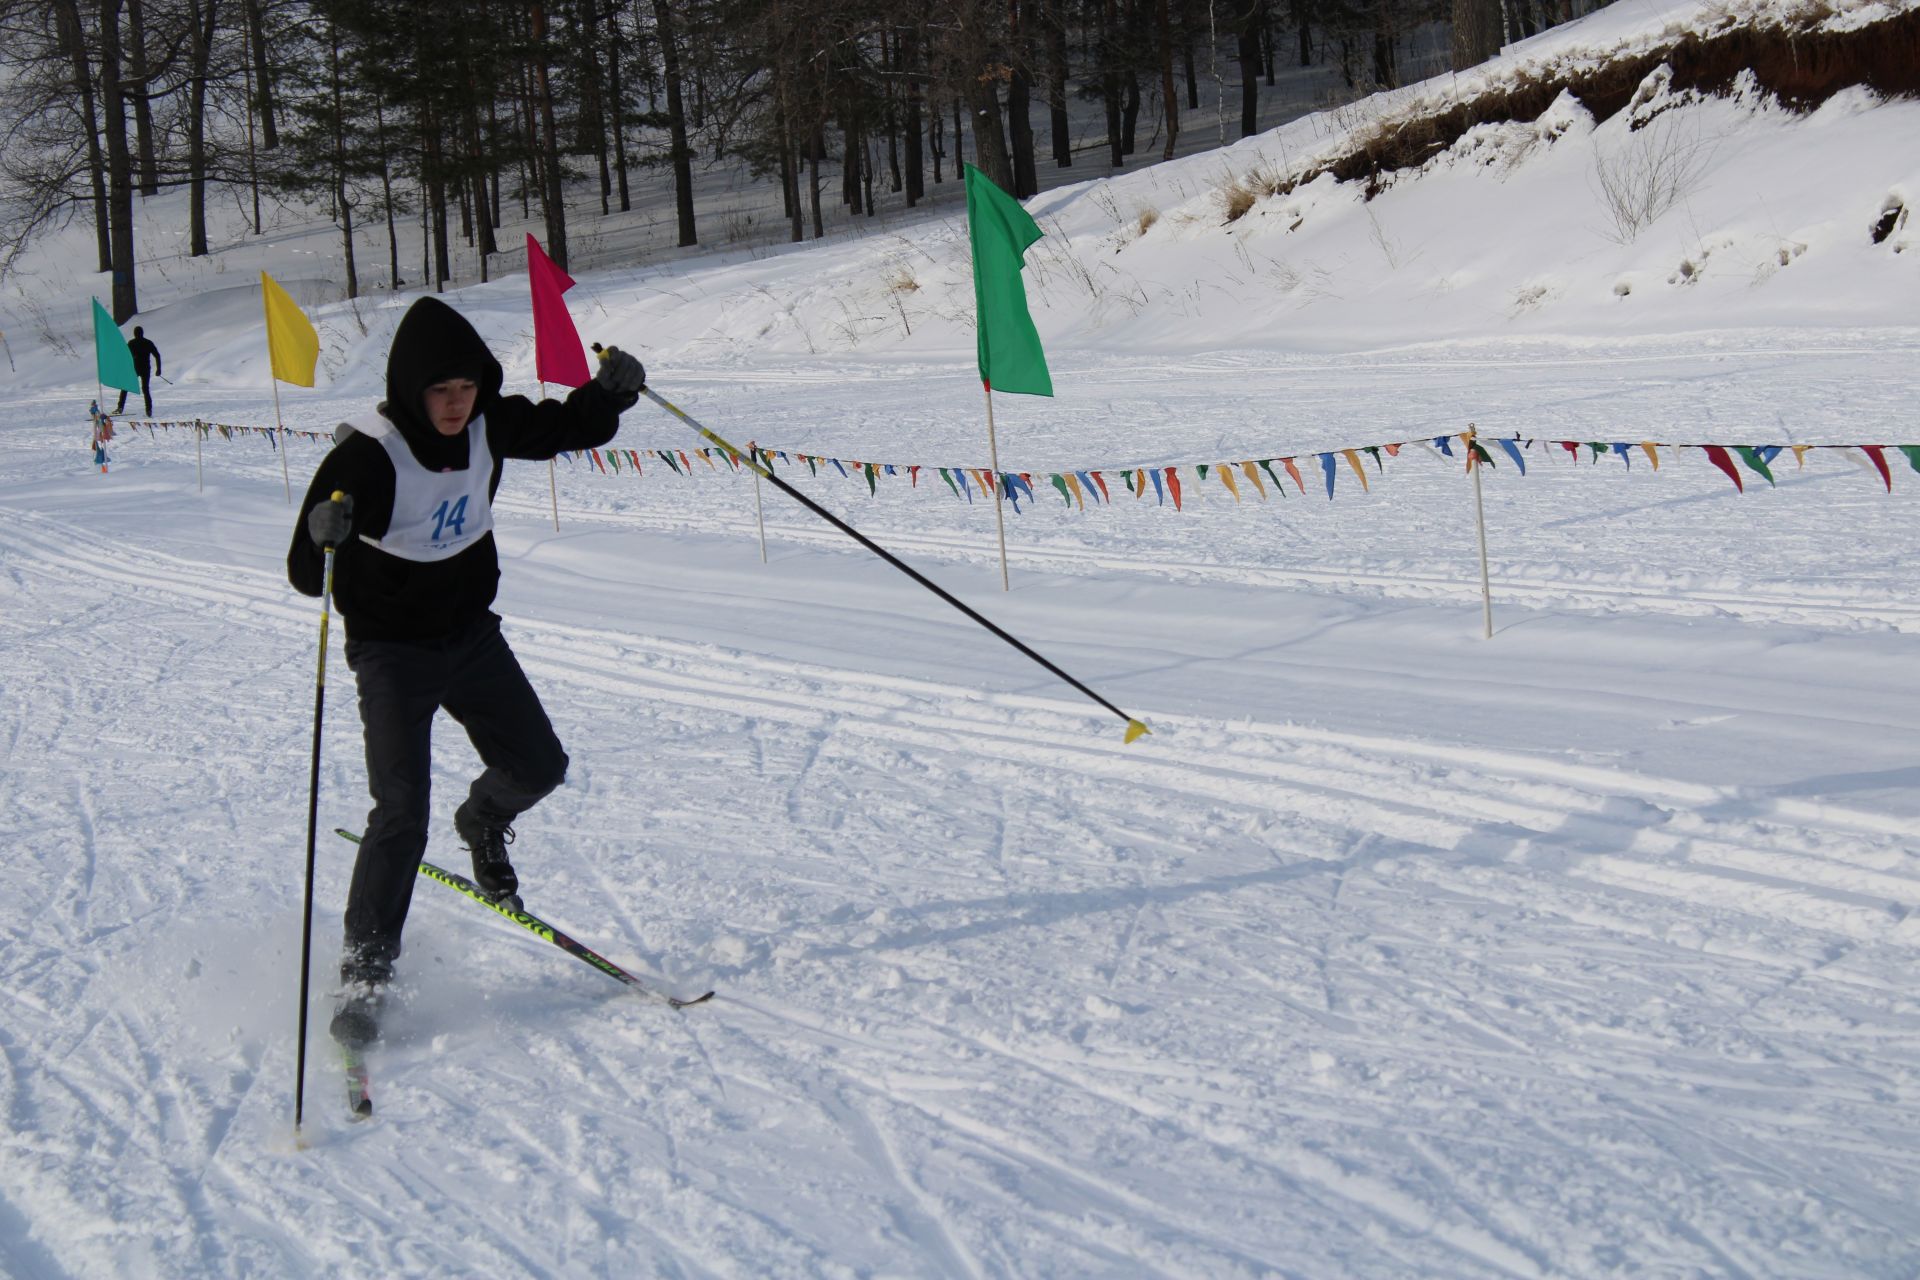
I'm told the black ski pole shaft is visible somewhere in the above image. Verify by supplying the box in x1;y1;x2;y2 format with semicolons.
294;499;344;1138
617;366;1148;742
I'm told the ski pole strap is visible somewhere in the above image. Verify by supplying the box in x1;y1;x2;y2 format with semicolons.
637;385;1149;744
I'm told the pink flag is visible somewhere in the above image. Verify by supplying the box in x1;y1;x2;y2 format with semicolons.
527;234;589;388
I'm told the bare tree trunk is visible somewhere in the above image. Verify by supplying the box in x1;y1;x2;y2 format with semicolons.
1046;0;1071;166
608;8;631;212
530;0;569;268
243;0;277;147
967;75;1013;192
55;0;112;272
928;101;943;184
901;26;925;201
99;0;139;320
327;21;358;298
188;0;219;257
653;0;696;246
1158;0;1179;159
1237;1;1261;137
377;103;400;288
808;122;823;238
1451;0;1502;69
1008;0;1037;196
240;5;261;232
126;0;159;197
1101;0;1123;166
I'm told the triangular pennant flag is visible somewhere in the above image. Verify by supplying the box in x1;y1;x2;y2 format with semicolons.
1319;452;1337;499
1859;445;1892;492
527;234;589;387
1342;449;1370;491
964;164;1052;396
1001;472;1023;512
1165;467;1182;511
1733;446;1776;487
1701;445;1744;491
92;300;140;392
261;272;320;386
1497;439;1527;473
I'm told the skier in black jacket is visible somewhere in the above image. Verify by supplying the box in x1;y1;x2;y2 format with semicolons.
288;295;645;1040
115;326;161;417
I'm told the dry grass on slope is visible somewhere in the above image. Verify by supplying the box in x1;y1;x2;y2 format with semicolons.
1226;2;1920;218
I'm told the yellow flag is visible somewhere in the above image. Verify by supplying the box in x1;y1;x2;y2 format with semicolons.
261;271;319;386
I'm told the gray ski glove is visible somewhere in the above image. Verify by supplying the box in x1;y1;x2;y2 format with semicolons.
594;346;646;408
308;491;354;549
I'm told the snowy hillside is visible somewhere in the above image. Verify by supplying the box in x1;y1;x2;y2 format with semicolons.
2;0;1919;1275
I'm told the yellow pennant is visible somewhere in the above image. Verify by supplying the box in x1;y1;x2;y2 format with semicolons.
1218;465;1241;502
1239;460;1267;499
1063;472;1086;509
1342;449;1370;492
1640;442;1660;470
1791;444;1812;468
261;271;320;387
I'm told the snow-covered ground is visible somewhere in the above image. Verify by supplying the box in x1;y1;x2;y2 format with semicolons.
3;0;1919;1275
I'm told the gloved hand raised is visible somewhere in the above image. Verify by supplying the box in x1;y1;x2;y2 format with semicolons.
308;492;354;549
594;345;646;409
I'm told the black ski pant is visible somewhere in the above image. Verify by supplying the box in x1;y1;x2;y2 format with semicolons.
342;613;568;967
114;373;153;418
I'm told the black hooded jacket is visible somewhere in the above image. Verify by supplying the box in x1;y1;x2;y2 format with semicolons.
287;296;623;641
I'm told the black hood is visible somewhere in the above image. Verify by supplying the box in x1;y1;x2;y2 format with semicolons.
383;296;505;446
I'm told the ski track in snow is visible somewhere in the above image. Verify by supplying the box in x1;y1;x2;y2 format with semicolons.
3;383;1919;1277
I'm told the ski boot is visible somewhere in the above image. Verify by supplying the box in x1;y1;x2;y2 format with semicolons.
330;949;391;1047
455;800;522;911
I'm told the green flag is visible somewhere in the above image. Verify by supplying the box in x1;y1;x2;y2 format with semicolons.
964;164;1052;397
92;299;139;393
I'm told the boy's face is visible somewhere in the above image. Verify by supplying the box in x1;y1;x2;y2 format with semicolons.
423;379;479;436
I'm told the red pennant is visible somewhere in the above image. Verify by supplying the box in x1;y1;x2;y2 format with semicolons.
1164;466;1183;511
1701;445;1743;492
528;234;590;388
1860;445;1892;492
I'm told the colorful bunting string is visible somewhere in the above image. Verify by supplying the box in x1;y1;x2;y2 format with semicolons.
116;407;1920;510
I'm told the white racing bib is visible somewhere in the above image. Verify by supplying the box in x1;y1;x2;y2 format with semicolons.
343;412;496;562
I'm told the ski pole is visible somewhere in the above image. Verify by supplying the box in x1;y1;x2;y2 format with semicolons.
606;350;1148;743
294;492;347;1139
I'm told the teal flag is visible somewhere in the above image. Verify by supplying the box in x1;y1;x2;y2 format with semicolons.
92;299;139;392
964;164;1052;397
